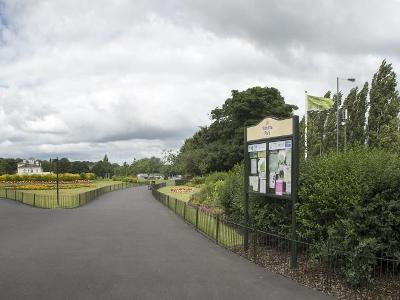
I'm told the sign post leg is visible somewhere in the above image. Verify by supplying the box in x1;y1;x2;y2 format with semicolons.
290;116;299;268
243;127;249;251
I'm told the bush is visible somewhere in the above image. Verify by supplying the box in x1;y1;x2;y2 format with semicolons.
188;148;400;286
81;173;96;180
191;176;206;186
0;173;95;182
215;164;244;222
298;148;400;286
112;176;139;183
193;172;228;207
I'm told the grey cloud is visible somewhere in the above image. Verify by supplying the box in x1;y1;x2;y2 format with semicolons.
0;0;399;162
169;0;400;56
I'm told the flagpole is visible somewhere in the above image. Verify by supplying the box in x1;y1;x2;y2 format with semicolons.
305;91;308;160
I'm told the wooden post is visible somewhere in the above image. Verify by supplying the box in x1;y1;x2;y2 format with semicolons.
216;215;220;244
196;207;199;230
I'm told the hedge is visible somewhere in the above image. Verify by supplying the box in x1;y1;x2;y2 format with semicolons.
0;173;96;182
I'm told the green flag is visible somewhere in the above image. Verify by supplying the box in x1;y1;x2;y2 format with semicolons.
307;95;333;111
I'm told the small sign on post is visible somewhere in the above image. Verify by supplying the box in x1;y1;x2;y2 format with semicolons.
244;115;299;268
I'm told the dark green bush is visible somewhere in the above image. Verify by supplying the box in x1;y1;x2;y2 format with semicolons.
191;148;400;286
298;148;400;286
216;164;244;221
191;176;206;186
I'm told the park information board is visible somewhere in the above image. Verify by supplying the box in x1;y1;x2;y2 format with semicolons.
243;115;299;267
245;116;298;199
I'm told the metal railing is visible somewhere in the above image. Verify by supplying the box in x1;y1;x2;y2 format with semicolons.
150;183;400;299
0;182;141;209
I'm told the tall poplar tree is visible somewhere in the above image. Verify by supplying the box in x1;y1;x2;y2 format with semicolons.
343;87;358;147
367;60;400;147
353;82;369;145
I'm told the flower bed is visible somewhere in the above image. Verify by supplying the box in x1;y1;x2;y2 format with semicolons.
0;173;95;182
170;187;193;193
9;183;94;190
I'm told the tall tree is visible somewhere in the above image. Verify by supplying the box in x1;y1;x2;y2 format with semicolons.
129;157;163;175
344;82;369;146
92;154;113;178
70;161;90;174
343;87;358;148
367;60;400;147
175;86;297;175
58;158;71;173
0;158;18;175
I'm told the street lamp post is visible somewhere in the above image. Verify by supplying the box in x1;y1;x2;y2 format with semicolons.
336;77;356;152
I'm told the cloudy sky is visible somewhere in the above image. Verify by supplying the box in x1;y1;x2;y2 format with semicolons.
0;0;399;163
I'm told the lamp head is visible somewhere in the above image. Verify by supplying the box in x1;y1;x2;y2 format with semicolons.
347;78;356;82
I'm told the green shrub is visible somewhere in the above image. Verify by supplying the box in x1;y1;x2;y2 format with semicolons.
216;164;244;222
82;173;96;180
112;176;140;183
191;176;206;186
298;148;400;286
0;173;95;182
193;172;228;207
187;148;400;286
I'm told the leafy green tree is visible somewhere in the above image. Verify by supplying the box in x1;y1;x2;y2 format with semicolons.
353;82;369;145
0;158;18;175
367;60;400;147
129;157;163;175
69;161;90;174
113;162;129;177
376;118;400;150
298;148;400;286
160;150;179;177
41;160;52;172
92;154;113;178
175;86;297;175
342;87;358;148
58;158;71;173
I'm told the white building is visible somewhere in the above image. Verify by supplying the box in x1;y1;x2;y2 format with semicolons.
17;159;44;175
137;173;148;180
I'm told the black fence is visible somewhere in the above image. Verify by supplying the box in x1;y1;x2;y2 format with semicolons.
151;183;400;299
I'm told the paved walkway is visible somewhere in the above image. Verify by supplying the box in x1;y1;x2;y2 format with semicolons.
0;187;333;299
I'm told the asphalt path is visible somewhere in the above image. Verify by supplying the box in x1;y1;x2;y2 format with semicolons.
0;186;333;300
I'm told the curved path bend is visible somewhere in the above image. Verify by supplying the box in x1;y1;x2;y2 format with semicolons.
0;186;332;300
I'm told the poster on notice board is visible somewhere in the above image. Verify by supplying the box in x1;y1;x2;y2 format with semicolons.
268;140;292;196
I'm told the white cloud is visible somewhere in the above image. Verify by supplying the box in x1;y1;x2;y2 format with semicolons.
0;0;399;163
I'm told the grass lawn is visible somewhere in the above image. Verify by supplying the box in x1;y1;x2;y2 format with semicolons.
12;180;124;196
158;185;200;202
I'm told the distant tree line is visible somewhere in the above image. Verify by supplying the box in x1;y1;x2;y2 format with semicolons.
0;154;170;179
0;155;114;178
